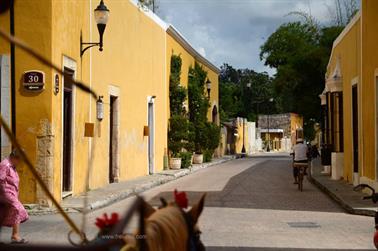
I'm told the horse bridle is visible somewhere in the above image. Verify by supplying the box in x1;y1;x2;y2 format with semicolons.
180;208;205;251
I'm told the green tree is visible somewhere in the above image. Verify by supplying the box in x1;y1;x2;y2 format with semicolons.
219;64;275;122
168;54;190;158
188;62;211;153
260;20;343;139
169;55;187;116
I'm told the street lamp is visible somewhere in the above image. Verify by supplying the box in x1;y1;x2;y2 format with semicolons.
206;78;211;97
81;0;110;57
267;98;274;152
241;118;247;157
96;96;104;121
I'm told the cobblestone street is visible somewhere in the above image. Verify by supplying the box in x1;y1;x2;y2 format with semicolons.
1;156;375;250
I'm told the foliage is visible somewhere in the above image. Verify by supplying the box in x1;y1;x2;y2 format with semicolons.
327;0;359;26
170;55;187;116
203;122;221;152
188;62;211;153
179;152;192;169
168;115;190;157
138;0;157;13
168;54;190;157
219;64;275;122
203;122;221;162
203;149;213;163
259;20;343;139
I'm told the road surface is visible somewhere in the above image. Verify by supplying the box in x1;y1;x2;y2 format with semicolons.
1;155;375;250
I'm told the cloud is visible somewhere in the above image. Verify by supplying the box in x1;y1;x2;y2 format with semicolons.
157;0;337;74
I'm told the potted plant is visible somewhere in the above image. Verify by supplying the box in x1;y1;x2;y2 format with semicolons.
190;121;206;164
188;63;211;164
168;54;191;169
203;122;221;162
168;115;190;169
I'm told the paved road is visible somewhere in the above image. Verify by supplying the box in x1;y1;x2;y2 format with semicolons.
1;156;375;250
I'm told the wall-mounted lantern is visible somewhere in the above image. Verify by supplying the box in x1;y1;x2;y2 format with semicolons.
96;96;104;121
206;78;211;97
80;0;110;57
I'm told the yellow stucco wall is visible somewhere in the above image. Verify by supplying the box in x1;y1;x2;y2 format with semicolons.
327;0;378;183
326;16;360;183
50;0;169;198
290;113;303;143
234;118;249;154
166;34;220;125
0;0;53;203
0;0;219;204
1;0;169;203
360;0;378;181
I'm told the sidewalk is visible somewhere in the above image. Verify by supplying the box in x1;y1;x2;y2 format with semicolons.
26;155;235;215
309;159;378;217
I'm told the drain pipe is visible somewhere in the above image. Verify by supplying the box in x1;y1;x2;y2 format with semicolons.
10;0;16;137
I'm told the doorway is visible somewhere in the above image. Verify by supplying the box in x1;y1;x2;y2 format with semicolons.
109;95;119;183
62;68;74;193
148;100;154;174
352;85;359;178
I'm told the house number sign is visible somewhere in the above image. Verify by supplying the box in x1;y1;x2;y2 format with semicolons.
23;70;45;91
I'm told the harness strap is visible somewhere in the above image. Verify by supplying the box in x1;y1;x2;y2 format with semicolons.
180;208;196;251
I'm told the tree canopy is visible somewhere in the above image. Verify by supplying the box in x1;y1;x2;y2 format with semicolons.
219;64;275;123
219;12;346;139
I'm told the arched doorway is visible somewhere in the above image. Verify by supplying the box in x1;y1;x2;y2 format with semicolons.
212;105;218;124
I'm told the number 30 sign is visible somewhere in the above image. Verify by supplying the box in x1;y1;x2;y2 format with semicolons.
23;70;45;91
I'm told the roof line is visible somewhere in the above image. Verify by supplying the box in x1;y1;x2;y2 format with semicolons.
326;10;361;71
129;0;220;74
167;25;220;74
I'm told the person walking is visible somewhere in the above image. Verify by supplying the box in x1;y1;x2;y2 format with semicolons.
0;149;28;244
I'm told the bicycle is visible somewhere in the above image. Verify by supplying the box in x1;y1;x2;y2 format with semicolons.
293;162;309;192
354;184;378;249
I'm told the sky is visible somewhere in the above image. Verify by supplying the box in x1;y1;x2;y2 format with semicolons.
156;0;339;74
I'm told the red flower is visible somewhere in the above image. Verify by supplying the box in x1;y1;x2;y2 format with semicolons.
174;189;188;209
95;212;119;230
374;230;378;249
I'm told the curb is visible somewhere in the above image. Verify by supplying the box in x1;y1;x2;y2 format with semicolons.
27;156;235;215
308;176;376;217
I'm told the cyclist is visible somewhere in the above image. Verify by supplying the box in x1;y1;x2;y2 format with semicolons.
292;138;308;184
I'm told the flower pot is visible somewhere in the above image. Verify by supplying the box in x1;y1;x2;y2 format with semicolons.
170;158;182;170
193;153;203;164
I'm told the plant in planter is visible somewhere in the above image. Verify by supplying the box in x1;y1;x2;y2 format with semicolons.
168;54;191;169
179;151;193;169
202;122;221;162
188;62;210;164
168;115;190;169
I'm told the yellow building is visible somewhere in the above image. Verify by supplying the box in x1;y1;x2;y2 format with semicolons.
320;0;378;186
166;27;220;125
0;0;219;205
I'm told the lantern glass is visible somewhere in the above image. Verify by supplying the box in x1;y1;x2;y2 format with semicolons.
206;79;211;91
94;1;110;25
96;97;104;121
207;82;211;91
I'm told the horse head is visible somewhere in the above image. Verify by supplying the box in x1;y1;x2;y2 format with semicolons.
123;193;206;251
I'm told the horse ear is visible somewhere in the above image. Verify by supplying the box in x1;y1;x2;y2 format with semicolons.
159;197;168;209
143;200;156;218
189;193;206;224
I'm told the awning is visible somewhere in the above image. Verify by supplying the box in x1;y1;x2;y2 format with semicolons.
319;90;327;105
326;57;343;92
260;129;284;133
